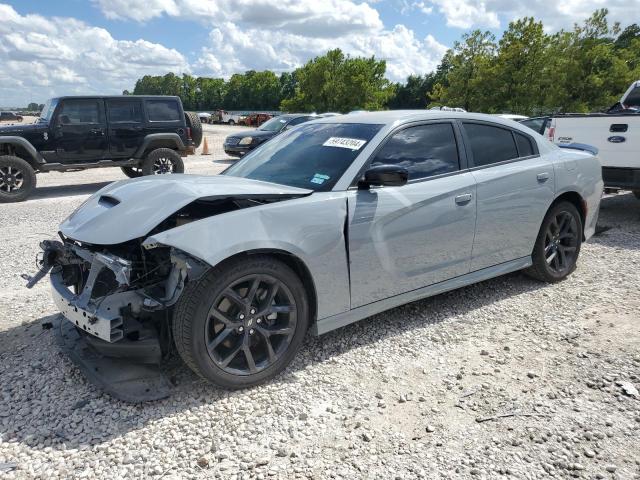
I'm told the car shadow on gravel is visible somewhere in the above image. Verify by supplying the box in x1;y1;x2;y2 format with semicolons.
0;192;636;452
590;193;640;250
0;270;547;452
29;181;113;201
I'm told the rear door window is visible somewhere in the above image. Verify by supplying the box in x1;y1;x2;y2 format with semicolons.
371;123;460;180
146;99;181;122
463;123;519;167
107;100;143;123
514;132;535;157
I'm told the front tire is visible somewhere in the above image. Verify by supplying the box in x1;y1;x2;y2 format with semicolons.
141;148;184;175
172;255;309;389
0;155;36;203
525;201;582;282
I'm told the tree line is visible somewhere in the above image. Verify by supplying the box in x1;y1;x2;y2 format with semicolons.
128;9;639;115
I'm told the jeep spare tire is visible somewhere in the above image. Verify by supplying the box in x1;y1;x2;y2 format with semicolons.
184;111;203;148
0;155;36;203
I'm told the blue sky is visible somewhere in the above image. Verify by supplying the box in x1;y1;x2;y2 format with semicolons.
0;0;638;106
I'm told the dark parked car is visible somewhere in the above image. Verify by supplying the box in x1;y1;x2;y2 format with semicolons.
0;96;202;202
223;113;315;157
0;111;23;122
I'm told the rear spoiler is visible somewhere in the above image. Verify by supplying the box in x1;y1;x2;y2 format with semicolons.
558;143;598;156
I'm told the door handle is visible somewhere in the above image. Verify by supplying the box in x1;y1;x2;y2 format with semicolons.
455;193;473;205
537;172;550;182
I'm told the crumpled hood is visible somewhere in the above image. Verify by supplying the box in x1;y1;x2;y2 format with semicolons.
60;174;312;245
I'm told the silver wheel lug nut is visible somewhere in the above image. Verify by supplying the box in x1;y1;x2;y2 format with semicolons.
250;308;256;315
239;313;245;320
238;326;244;333
249;329;255;335
256;318;261;324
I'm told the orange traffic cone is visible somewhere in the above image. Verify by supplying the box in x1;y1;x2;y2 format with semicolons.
201;137;210;155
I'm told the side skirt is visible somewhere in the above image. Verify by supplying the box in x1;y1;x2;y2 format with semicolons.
312;256;532;336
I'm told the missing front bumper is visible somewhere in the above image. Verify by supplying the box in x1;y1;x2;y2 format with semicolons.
55;317;171;402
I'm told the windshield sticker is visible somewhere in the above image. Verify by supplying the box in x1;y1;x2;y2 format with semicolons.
310;173;330;185
323;137;367;150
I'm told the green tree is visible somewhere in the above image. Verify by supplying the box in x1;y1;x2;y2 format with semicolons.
489;18;550;115
429;30;496;111
281;49;393;112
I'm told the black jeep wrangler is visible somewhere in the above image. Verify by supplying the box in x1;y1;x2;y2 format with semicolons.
0;96;203;202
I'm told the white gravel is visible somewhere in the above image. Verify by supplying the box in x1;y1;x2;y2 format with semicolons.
0;126;639;479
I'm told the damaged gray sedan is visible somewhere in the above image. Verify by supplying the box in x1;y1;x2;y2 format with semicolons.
28;111;603;399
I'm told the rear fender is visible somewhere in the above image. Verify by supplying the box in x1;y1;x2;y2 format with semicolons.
135;133;186;158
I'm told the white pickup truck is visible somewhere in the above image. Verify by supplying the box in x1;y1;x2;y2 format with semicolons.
521;80;640;197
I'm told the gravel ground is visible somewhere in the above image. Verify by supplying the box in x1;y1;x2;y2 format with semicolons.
0;127;639;479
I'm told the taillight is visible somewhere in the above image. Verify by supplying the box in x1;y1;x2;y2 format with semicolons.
547;126;555;142
186;127;192;139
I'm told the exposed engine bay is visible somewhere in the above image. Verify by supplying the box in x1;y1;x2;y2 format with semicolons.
27;236;207;347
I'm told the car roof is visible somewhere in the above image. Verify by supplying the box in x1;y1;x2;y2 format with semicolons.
278;113;315;120
53;95;181;101
310;110;534;130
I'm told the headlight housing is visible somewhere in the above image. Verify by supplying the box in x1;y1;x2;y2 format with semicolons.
239;136;253;145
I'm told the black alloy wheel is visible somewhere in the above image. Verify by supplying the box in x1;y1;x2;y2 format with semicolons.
172;255;309;389
543;211;579;275
0;155;36;203
526;201;582;282
141;148;184;176
0;164;24;193
205;274;297;375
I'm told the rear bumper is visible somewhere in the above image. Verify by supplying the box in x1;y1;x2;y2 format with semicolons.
602;167;640;190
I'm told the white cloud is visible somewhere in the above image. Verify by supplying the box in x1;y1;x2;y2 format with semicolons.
93;0;448;83
414;0;639;30
93;0;383;36
192;21;447;83
0;4;188;106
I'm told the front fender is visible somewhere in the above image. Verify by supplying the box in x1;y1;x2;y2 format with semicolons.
144;192;351;320
0;136;45;164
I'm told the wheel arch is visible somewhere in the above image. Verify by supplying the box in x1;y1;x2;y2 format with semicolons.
135;133;185;158
551;191;587;238
0;137;44;168
204;249;319;327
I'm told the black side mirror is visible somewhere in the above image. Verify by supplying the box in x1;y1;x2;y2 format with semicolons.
359;164;408;189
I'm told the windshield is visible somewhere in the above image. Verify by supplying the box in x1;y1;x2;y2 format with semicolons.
259;116;288;132
38;98;58;123
223;122;382;191
624;85;640;108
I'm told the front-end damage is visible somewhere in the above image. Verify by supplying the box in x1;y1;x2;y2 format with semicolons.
27;236;208;401
34;235;208;344
26;176;315;401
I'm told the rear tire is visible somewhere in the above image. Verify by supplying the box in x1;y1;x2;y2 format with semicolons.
172;255;309;389
228;119;235;126
184;112;203;148
141;148;184;175
525;201;582;283
120;166;143;178
0;155;36;203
